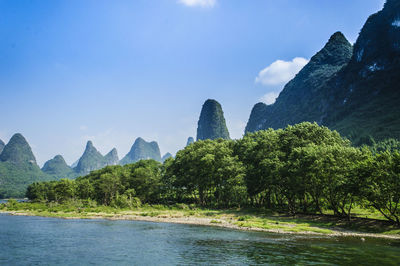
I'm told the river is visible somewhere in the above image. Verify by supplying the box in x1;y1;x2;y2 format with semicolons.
0;213;399;265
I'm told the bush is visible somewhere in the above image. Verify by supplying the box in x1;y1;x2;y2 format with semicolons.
111;194;141;209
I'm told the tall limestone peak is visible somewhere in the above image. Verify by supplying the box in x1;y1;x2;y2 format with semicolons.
245;103;270;133
313;32;353;65
104;148;119;166
246;2;400;144
186;137;194;146
196;99;230;141
42;155;76;179
120;137;162;165
0;139;5;154
245;31;353;133
322;0;400;143
74;140;106;176
0;133;37;165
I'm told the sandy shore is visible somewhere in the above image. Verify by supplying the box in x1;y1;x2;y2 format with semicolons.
2;210;400;240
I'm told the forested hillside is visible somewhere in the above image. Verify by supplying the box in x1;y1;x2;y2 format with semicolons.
246;1;400;145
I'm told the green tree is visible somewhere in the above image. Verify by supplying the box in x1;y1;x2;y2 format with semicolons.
125;160;162;203
54;179;76;203
364;151;400;224
76;179;94;200
169;139;245;207
97;173;123;205
289;144;367;217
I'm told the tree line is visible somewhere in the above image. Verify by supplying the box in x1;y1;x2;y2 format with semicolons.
26;122;400;224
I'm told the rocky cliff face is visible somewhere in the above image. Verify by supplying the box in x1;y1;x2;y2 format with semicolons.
246;0;400;144
42;155;76;179
74;141;106;176
246;32;353;133
0;133;37;165
197;99;230;141
323;0;400;144
104;148;119;166
120;137;162;165
0;139;5;154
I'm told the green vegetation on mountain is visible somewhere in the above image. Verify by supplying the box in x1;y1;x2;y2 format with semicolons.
0;133;37;165
42;155;77;179
370;138;400;154
0;134;53;198
74;141;107;176
246;32;353;133
26;123;400;226
197;99;230;141
0;139;5;154
120;137;162;165
246;0;400;145
0;162;53;198
73;141;119;176
324;0;400;144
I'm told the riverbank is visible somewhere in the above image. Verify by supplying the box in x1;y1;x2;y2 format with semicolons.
1;202;399;239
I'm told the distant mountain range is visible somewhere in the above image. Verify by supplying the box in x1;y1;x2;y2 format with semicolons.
120;137;162;165
0;134;54;198
0;98;231;198
246;0;400;145
0;134;166;198
42;155;76;179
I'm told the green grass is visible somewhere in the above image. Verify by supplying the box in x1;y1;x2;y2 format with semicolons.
140;211;160;217
1;201;399;237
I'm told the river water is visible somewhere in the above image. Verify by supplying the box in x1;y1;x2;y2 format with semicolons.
0;213;399;265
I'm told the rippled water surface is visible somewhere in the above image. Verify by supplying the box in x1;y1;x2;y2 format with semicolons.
0;214;399;265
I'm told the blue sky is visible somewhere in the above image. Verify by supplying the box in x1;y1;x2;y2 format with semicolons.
0;0;385;166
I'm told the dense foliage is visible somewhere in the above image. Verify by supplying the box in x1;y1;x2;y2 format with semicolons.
26;123;400;224
0;161;54;198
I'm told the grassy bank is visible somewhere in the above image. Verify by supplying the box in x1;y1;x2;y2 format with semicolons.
1;201;399;238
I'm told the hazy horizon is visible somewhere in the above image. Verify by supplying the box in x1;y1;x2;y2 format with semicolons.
0;0;385;166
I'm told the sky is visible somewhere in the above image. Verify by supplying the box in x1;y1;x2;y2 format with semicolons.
0;0;385;166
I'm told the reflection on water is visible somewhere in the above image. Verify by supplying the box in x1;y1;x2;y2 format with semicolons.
0;214;399;265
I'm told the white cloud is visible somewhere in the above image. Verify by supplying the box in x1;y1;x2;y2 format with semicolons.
260;92;279;105
178;0;216;8
255;57;308;86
